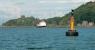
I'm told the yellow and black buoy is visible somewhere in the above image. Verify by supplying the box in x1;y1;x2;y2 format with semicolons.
66;10;79;36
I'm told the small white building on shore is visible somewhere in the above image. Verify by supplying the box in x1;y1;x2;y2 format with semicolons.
79;21;94;27
88;22;94;27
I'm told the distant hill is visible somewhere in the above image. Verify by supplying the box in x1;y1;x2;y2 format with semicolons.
2;2;95;26
47;1;95;26
60;1;95;25
2;15;38;26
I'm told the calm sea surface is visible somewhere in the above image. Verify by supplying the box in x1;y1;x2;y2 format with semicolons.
0;27;95;50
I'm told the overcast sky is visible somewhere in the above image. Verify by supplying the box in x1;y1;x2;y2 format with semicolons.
0;0;92;24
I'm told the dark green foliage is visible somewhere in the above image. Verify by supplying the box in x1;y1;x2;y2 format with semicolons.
46;17;62;25
2;16;37;26
75;2;95;23
3;19;17;26
61;2;95;25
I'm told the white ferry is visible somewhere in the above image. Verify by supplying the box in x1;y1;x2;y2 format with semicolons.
37;20;47;27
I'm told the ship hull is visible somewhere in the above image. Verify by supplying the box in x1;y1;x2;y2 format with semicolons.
36;26;47;28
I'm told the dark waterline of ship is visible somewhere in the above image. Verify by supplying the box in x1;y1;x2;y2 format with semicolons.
0;27;95;50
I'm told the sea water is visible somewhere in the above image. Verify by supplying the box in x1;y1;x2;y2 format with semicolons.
0;27;95;50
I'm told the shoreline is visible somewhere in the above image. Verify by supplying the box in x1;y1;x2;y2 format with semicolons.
0;26;95;28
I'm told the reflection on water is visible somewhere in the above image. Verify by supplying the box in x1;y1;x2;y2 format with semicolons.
0;27;95;50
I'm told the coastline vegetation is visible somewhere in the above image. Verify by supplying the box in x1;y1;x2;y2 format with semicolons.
2;2;95;27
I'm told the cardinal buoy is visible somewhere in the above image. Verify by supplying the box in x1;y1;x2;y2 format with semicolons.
66;10;79;36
